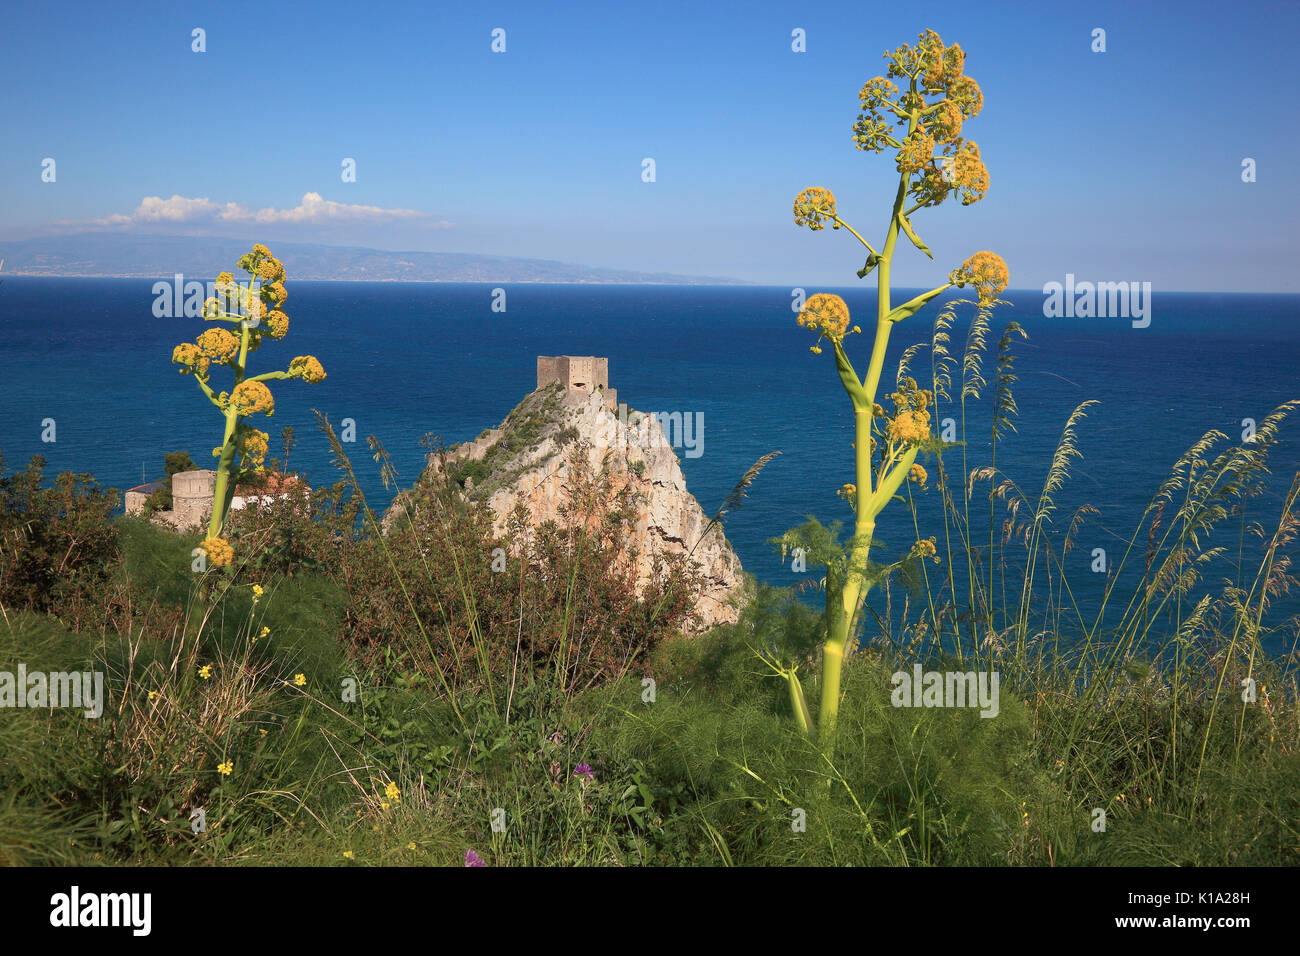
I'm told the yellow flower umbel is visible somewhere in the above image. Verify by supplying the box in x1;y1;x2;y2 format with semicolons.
199;536;234;568
288;355;327;384
196;328;240;363
170;245;325;541
910;537;940;563
797;293;856;353
951;251;1010;306
793;187;838;231
228;380;274;417
783;29;1008;747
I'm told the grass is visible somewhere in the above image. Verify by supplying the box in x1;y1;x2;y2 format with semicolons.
2;556;1296;865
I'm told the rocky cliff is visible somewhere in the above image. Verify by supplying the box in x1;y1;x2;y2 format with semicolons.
385;384;745;631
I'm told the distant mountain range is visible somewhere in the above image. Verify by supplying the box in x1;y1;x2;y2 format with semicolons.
0;234;747;284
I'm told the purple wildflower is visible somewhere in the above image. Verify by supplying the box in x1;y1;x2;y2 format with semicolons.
465;849;485;867
573;762;595;783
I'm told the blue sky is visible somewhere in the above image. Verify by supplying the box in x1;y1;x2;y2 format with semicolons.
2;0;1297;290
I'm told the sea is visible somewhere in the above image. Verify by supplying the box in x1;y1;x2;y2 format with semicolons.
2;279;1298;654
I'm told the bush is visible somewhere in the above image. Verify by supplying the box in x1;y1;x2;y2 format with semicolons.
0;453;126;630
323;440;702;698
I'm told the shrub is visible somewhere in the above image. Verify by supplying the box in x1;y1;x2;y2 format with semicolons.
0;453;126;630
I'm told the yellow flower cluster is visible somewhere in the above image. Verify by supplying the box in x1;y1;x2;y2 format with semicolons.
265;281;288;306
244;296;266;324
911;537;940;563
797;293;852;347
908;463;928;487
896;129;935;175
889;410;931;445
237;427;270;465
837;482;857;503
217;760;233;776
886;378;934;446
949;140;989;205
793;187;838;230
853;77;899;153
385;781;401;803
289;355;326;384
196;328;240;362
258;256;285;283
200;536;234;567
229;380;275;417
950;251;1009;306
264;309;289;339
927;99;964;143
172;343;211;378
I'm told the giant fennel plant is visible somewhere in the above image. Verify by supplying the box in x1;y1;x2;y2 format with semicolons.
774;30;1009;744
170;244;325;568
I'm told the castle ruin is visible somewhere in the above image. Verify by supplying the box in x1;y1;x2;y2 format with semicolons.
536;356;617;410
124;469;304;530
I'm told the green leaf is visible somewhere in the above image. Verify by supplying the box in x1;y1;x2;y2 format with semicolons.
898;214;933;259
856;253;883;279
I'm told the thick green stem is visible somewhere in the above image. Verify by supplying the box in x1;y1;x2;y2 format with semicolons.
205;293;254;539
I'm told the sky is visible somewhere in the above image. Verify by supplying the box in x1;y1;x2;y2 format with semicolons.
1;0;1297;290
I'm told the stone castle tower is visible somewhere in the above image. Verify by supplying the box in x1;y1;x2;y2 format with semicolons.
537;356;617;410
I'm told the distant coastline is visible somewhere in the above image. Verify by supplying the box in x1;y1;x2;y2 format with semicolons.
0;233;751;285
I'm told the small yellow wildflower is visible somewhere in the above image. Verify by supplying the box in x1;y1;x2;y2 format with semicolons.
198;664;213;680
217;760;233;776
385;781;401;803
293;673;307;687
908;463;928;487
252;583;264;601
407;842;417;851
342;850;355;860
148;690;159;702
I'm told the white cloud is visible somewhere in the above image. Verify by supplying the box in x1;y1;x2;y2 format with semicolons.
82;192;451;228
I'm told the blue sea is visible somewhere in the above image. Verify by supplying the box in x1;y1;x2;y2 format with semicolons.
2;279;1298;652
